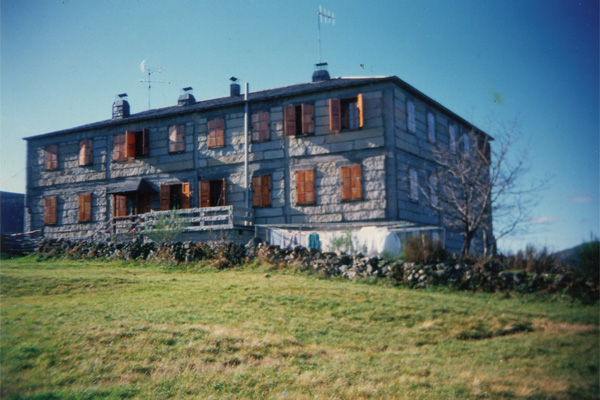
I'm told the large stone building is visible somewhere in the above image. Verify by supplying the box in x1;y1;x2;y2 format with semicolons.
24;68;492;254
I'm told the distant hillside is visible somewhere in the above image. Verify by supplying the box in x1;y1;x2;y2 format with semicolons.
554;241;599;269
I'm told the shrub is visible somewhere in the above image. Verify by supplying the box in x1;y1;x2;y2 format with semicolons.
577;238;599;282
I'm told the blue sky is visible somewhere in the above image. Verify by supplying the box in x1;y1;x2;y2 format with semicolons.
1;0;598;252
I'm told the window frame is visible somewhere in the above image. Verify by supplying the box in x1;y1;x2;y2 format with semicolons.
168;124;185;154
44;197;57;225
284;104;314;137
427;110;436;143
113;129;149;161
78;193;92;223
252;175;271;208
251;111;270;143
208;118;225;149
449;123;457;153
340;164;362;202
329;94;364;133
160;182;191;211
45;145;58;171
295;169;316;205
79;139;93;166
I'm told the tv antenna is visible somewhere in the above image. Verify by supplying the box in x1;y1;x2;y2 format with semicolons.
317;5;335;64
139;60;171;110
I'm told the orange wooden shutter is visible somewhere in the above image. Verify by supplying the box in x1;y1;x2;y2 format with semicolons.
220;179;226;206
302;104;314;135
259;111;270;141
305;169;315;204
351;165;362;200
78;194;85;222
44;197;57;225
284;105;296;136
181;182;190;209
199;181;211;207
296;171;305;204
251;113;260;142
113;134;124;160
79;140;92;166
340;166;351;201
126;131;136;158
252;176;262;207
357;93;364;128
78;193;92;222
261;175;271;207
160;185;170;211
216;118;225;147
114;195;127;217
329;98;341;133
45;145;58;170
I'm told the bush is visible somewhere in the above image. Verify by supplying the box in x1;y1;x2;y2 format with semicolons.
577;239;599;282
404;235;446;264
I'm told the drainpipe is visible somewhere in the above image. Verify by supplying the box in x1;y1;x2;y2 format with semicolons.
244;82;249;209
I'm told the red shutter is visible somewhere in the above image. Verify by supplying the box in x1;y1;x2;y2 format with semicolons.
357;93;364;128
340;166;351;201
253;175;271;207
208;118;225;148
284;105;296;136
160;185;170;211
329;98;341;133
296;171;305;204
79;140;92;166
44;197;57;225
126;131;136;158
252;176;262;207
181;182;190;209
351;165;362;200
113;134;125;161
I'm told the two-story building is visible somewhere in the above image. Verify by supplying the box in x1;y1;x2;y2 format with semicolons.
24;67;493;254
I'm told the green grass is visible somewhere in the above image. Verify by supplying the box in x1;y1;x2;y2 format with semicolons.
1;257;598;399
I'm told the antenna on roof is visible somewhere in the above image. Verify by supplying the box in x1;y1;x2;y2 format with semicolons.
139;59;171;110
317;5;335;64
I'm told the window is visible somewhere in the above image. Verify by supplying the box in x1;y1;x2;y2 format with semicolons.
79;139;93;166
160;183;191;211
113;129;149;161
208;118;225;149
329;94;363;132
427;111;436;143
462;130;470;158
409;169;419;201
78;193;92;222
252;175;271;207
340;164;362;201
429;175;438;207
112;193;150;217
169;125;185;154
449;124;457;152
45;145;58;170
113;195;127;217
44;197;57;225
251;111;270;142
295;169;315;205
284;104;314;136
199;179;226;207
407;99;416;134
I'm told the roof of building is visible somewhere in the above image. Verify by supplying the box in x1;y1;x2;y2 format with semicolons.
24;75;488;140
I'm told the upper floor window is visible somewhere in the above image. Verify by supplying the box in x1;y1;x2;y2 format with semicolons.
330;94;364;132
407;99;416;134
45;145;58;170
341;164;362;202
169;125;185;154
79;139;93;166
160;183;191;210
462;130;471;159
208;118;225;149
78;193;92;222
113;129;149;161
449;124;457;152
409;169;419;202
251;111;270;142
252;175;271;208
44;197;57;225
427;111;436;143
284;104;314;136
295;169;315;205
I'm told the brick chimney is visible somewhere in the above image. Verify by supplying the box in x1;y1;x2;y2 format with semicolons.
178;87;196;106
112;93;130;119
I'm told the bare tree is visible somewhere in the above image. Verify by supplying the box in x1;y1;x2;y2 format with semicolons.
422;120;541;257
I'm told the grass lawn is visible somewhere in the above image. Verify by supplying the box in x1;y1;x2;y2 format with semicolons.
1;257;598;399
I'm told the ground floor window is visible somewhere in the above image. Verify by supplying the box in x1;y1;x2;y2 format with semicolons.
199;179;226;207
160;183;190;211
113;192;151;217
